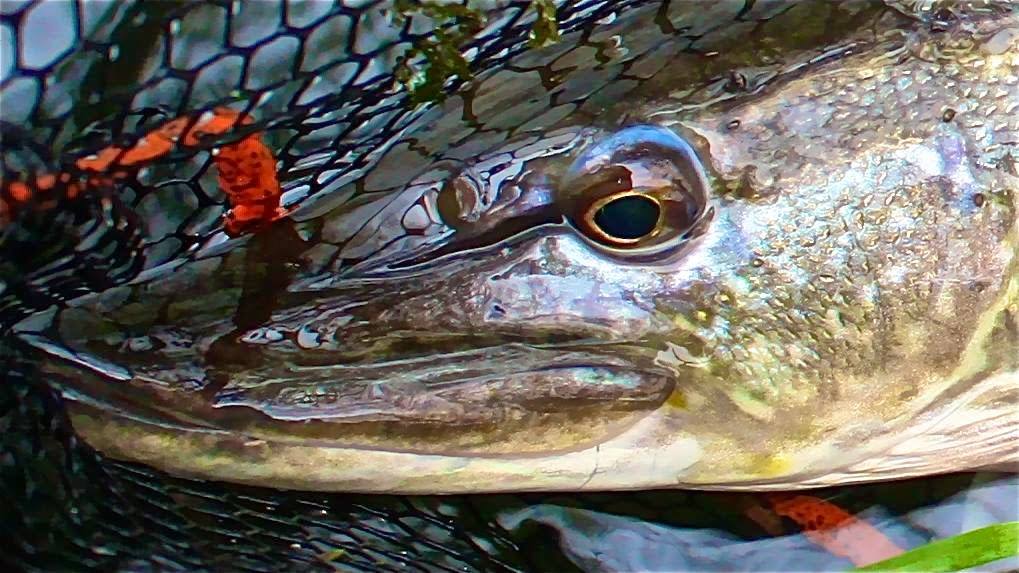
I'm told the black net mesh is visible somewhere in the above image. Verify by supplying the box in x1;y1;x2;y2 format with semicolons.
0;0;652;329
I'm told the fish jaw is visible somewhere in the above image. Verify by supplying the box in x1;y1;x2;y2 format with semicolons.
42;251;1017;493
59;368;1015;494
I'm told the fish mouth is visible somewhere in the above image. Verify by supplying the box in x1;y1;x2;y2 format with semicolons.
40;333;677;457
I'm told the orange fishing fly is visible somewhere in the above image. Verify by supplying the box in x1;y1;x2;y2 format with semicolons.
1;107;284;237
764;493;904;567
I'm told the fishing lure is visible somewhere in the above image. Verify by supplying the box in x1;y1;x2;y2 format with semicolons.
753;493;905;567
0;107;284;237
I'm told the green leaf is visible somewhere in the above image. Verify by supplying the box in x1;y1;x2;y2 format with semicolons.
393;1;485;104
854;521;1019;572
528;0;560;48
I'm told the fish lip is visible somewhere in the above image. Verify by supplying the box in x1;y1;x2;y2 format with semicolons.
51;341;678;458
210;341;675;423
41;335;676;433
258;328;616;366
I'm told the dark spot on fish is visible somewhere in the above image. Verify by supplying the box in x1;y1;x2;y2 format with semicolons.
487;304;506;320
930;7;956;33
998;154;1019;176
941;108;956;122
1005;308;1018;337
725;71;748;92
972;192;985;207
654;1;677;35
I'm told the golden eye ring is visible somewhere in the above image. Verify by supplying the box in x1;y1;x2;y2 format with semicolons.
579;190;665;247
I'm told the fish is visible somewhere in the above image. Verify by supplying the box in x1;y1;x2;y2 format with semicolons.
3;0;1017;501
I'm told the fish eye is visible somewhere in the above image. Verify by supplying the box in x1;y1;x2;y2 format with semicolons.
584;191;663;246
560;125;708;255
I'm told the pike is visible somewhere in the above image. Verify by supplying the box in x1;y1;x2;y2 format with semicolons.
4;1;1016;497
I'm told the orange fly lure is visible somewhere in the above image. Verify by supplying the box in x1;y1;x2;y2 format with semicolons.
0;107;284;237
763;493;905;567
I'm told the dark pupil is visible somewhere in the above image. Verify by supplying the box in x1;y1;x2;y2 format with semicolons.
593;195;660;240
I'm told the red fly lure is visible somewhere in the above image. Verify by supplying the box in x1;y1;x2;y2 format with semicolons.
0;107;285;237
760;492;905;567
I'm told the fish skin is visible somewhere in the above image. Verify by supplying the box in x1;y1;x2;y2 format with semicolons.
10;3;1019;493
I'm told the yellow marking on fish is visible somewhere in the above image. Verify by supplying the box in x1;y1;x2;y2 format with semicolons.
670;312;703;333
317;549;346;563
665;389;688;410
917;229;1018;411
751;453;794;477
728;387;775;421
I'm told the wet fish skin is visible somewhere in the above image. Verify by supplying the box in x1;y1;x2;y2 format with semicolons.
17;3;1019;492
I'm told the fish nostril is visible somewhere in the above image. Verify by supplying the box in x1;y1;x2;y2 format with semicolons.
436;169;484;229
